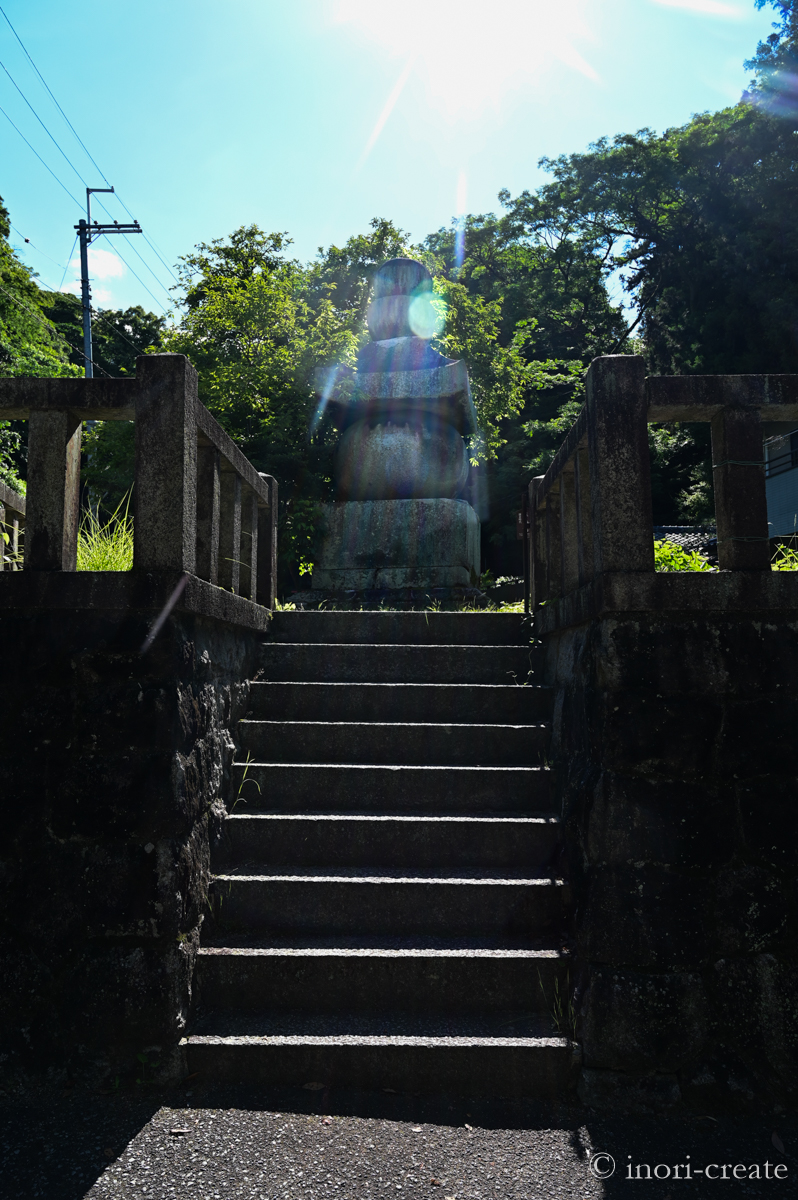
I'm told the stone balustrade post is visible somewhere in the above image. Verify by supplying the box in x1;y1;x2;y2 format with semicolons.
24;410;82;571
559;463;581;594
257;474;278;610
239;485;258;601
529;478;545;609
134;354;197;574
218;471;242;593
711;407;771;571
195;444;221;585
574;446;593;585
585;355;654;574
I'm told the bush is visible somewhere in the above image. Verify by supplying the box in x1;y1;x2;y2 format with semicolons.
654;539;715;572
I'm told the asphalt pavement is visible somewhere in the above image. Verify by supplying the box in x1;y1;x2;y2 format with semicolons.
0;1082;794;1199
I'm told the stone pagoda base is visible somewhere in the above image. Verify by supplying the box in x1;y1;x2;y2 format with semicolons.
311;498;480;591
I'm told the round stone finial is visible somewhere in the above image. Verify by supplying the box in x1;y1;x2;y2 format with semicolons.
372;258;432;299
367;258;436;341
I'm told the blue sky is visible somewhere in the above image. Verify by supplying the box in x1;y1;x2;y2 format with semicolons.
0;0;777;316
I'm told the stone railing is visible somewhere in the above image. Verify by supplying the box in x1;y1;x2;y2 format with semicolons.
0;354;278;607
0;479;25;571
523;355;798;624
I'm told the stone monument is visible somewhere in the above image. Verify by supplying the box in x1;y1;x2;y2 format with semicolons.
311;258;481;596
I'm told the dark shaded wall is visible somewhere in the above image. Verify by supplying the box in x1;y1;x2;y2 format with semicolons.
545;602;798;1111
0;596;260;1087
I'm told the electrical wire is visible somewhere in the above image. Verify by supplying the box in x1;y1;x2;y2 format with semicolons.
112;192;181;284
0;278;112;376
0;42;174;299
9;221;69;272
118;232;173;300
101;240;168;315
0;3;111;187
0;57;88;187
140;233;181;286
88;303;152;358
0;6;179;305
0;100;82;208
59;235;77;291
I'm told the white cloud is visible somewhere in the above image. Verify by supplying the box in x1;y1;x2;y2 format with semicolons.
651;0;744;17
88;247;126;279
61;248;125;304
65;246;126;285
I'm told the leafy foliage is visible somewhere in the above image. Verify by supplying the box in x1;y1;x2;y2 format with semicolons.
772;541;798;570
0;194;80;491
42;293;166;513
654;539;715;572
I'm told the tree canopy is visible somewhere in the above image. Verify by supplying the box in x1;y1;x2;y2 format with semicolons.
4;2;798;573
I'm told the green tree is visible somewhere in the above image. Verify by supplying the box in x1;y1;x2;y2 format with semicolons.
0;193;79;492
163;219;546;586
164;226;358;588
420;205;629;571
746;1;798;112
522;81;798;522
51;297;167;512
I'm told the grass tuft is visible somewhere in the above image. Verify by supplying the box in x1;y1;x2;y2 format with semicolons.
76;496;134;572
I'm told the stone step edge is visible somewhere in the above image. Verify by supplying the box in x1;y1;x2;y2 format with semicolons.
261;643;533;650
231;763;553;773
238;720;550;731
223;813;561;824
183;1034;573;1049
250;682;551;690
212;874;567;886
198;946;569;959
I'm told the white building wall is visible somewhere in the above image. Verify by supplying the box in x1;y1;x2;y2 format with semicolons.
765;429;798;537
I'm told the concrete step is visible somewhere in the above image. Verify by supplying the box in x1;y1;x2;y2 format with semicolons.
268;610;534;646
184;1022;580;1098
258;643;535;685
248;681;553;724
214;813;562;873
195;944;570;1016
207;872;567;939
230;764;555;813
236;720;549;767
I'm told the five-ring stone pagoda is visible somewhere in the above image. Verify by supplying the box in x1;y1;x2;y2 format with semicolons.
312;258;480;595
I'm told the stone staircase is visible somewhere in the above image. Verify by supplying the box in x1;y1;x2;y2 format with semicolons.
185;611;579;1098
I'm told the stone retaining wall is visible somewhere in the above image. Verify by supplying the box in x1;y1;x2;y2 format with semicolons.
545;603;798;1110
0;586;262;1087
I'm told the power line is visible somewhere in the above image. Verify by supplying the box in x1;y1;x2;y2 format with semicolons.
0;3;112;187
28;261;156;360
0;57;88;187
0;7;178;307
9;221;69;272
0;100;82;207
112;191;181;284
0;278;112;376
119;232;173;300
90;307;149;356
59;235;77;290
140;232;181;286
108;240;168;315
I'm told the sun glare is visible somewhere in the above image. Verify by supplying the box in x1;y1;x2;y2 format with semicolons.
334;0;598;126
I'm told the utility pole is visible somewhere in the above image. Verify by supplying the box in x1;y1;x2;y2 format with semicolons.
76;187;142;378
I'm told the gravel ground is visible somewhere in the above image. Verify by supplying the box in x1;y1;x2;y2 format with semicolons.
0;1083;794;1199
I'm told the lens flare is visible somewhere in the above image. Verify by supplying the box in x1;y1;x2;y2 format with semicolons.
335;0;598;129
754;70;798;119
454;170;467;270
408;292;445;339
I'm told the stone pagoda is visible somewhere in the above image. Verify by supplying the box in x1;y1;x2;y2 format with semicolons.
311;258;481;597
